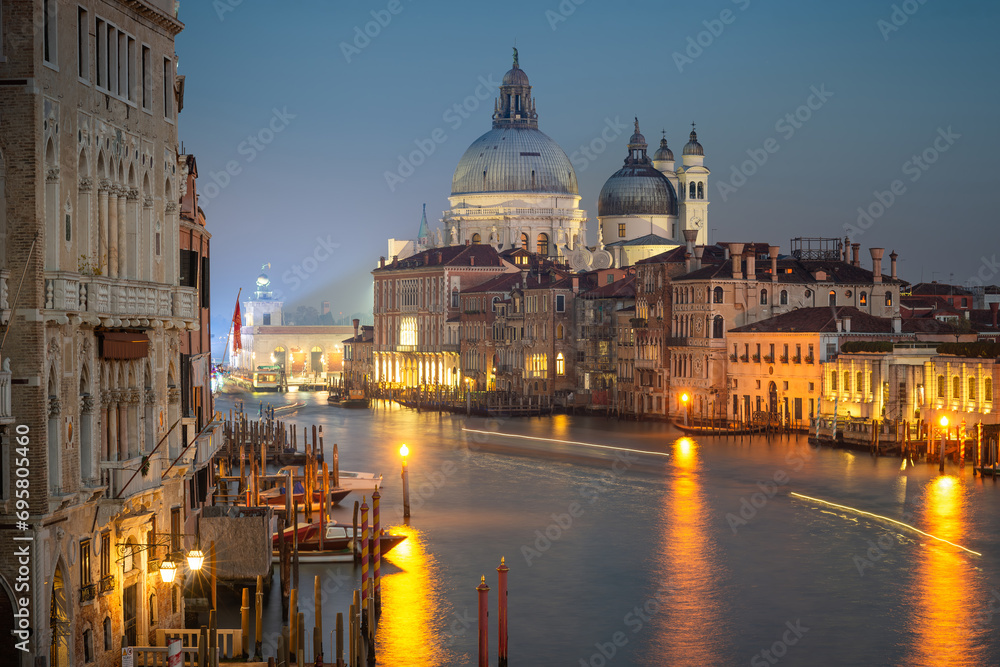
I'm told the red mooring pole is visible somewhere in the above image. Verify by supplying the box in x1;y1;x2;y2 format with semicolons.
477;576;490;667
360;497;370;636
372;487;382;615
497;557;509;667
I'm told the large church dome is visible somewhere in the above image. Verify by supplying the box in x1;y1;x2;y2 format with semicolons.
451;52;578;197
451;127;578;196
598;119;677;217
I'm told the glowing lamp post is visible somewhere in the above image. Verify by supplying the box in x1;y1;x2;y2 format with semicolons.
158;560;177;583
187;549;205;571
681;393;690;427
939;415;948;473
400;445;410;518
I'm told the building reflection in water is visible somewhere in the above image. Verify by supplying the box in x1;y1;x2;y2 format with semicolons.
904;475;986;666
375;524;452;665
644;437;730;663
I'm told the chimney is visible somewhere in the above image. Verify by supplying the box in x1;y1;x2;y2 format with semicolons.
890;250;898;279
990;302;998;329
892;315;902;334
470;255;475;266
572;276;579;293
466;239;471;246
685;252;692;273
745;250;756;280
836;318;843;332
729;243;745;279
769;245;780;283
723;246;730;260
683;229;698;256
693;246;705;271
851;243;860;267
843;236;850;262
379;256;385;268
353;318;360;338
870;248;885;283
843;316;851;333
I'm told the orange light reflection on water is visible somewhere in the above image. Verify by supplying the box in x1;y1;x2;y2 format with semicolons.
375;524;451;666
648;437;726;663
905;475;984;666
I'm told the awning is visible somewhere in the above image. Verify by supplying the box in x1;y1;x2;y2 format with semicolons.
99;331;150;359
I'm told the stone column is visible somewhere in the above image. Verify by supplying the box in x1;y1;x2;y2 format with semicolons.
142;195;154;281
78;177;94;266
107;186;119;278
117;186;127;279
98;180;110;274
126;188;139;279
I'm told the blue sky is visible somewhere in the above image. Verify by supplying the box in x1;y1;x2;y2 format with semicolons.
173;0;1000;356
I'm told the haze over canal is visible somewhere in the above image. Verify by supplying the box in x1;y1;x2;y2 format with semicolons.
216;392;1000;666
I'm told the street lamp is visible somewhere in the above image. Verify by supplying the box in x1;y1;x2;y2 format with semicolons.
187;550;205;572
400;444;411;518
680;392;690;427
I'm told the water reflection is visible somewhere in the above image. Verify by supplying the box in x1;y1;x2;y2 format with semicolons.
645;437;729;664
905;476;984;666
375;524;451;666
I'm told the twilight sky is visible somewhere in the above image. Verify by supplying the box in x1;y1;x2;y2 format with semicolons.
173;0;1000;358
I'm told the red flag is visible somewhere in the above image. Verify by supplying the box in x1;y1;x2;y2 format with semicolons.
232;300;242;352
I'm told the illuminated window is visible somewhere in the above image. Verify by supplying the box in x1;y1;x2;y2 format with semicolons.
556;324;563;340
556;353;565;376
986;378;993;402
618;223;626;238
885;292;893;307
829;290;836;306
952;376;960;399
856;371;863;393
937;375;945;398
843;371;851;392
520;233;528;248
471;233;481;244
860;291;867;306
831;372;838;391
713;286;723;303
969;377;977;401
399;318;417;346
536;233;549;256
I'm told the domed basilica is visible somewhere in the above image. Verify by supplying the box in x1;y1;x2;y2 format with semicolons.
415;51;710;270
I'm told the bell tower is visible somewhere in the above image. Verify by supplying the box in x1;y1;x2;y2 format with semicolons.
677;124;710;245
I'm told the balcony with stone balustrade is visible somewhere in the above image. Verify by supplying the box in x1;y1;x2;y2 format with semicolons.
42;272;198;328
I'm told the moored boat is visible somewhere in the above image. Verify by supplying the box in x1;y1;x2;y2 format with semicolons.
258;482;352;508
271;522;407;563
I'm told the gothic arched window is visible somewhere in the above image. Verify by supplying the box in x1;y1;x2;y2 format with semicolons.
713;286;723;303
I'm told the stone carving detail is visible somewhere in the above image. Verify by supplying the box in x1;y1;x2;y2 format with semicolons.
167;386;180;404
143;195;154;208
79;177;94;192
81;394;95;414
144;389;156;405
164;202;178;213
127;188;140;201
124;389;140;404
99;179;112;193
48;395;61;418
46;168;60;182
100;390;113;406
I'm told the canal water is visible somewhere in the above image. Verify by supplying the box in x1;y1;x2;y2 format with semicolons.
214;392;1000;666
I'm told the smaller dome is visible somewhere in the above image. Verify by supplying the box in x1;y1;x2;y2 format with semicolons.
653;135;674;162
627;117;646;147
502;67;530;86
683;127;704;156
256;273;269;288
